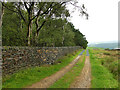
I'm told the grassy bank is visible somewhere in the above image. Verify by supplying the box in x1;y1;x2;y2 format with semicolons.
49;50;86;88
89;49;118;88
87;47;104;50
2;49;83;88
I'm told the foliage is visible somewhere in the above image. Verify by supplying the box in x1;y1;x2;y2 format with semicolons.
69;22;88;48
38;19;64;47
2;3;27;46
2;2;88;48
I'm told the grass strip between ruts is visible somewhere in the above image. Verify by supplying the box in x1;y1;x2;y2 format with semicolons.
49;50;86;88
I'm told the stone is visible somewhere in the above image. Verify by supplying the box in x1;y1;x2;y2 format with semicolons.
2;46;81;76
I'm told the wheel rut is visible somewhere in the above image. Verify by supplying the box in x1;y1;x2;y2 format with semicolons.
25;50;85;88
70;49;91;88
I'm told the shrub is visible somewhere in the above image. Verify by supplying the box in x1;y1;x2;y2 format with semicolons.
103;52;110;55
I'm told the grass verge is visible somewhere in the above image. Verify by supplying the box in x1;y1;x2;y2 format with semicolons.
2;49;83;88
87;47;104;50
49;50;86;88
89;49;118;88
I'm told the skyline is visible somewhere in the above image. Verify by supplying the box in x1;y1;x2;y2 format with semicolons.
67;0;119;44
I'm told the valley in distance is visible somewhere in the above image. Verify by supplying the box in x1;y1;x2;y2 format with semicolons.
88;41;120;49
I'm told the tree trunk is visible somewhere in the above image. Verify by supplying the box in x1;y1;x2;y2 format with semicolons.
62;36;64;46
27;23;31;46
62;26;64;46
0;4;4;27
35;17;39;45
27;8;33;46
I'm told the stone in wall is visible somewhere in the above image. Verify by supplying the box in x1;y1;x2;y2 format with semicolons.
2;46;82;76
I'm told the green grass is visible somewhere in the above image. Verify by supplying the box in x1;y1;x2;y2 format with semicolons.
2;49;83;88
0;78;1;90
87;47;104;50
89;49;118;88
49;50;86;88
119;59;120;89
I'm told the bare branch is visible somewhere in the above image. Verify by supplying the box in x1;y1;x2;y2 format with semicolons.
40;2;54;16
18;9;27;23
24;2;29;12
36;20;46;35
31;2;44;21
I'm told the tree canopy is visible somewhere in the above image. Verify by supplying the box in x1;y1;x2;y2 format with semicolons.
1;1;88;49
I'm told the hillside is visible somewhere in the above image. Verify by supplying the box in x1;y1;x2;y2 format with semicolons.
88;42;119;49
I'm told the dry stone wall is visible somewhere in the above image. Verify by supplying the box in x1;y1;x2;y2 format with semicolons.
2;46;82;75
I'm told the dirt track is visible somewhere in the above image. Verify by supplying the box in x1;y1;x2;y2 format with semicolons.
25;50;85;88
70;56;91;88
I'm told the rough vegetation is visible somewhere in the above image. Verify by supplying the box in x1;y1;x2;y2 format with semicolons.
89;49;118;88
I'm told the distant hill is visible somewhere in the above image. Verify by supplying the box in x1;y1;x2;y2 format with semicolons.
88;42;119;49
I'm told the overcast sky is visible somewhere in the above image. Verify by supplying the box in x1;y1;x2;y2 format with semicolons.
67;0;119;44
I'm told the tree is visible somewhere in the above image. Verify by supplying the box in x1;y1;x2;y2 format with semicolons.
1;2;68;46
37;19;88;48
2;3;27;46
1;1;88;46
62;21;75;46
38;18;65;47
68;22;88;49
0;2;4;28
73;30;88;49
